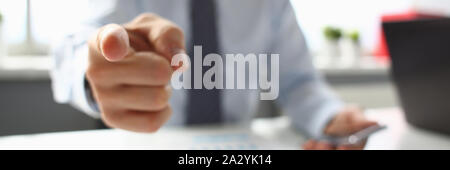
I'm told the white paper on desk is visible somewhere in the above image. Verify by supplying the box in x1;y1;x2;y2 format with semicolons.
143;118;305;150
146;127;282;150
0;117;304;150
188;133;261;150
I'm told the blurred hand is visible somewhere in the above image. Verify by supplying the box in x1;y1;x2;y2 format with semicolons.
302;106;378;150
86;13;186;132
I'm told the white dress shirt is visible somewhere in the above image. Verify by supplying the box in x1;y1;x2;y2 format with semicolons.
51;0;343;138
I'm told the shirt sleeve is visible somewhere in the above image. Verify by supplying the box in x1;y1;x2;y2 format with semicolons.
51;27;100;118
270;0;344;138
50;0;125;118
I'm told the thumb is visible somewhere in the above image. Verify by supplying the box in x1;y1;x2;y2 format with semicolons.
98;24;131;62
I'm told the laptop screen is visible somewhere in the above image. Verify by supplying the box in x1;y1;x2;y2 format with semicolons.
384;18;450;135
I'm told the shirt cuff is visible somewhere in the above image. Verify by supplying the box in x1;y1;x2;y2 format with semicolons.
306;100;343;138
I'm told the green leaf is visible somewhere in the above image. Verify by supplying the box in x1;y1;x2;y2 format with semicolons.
348;30;360;42
323;26;342;41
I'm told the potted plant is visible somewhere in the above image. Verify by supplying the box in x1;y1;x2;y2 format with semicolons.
323;26;342;58
340;30;362;67
317;26;343;68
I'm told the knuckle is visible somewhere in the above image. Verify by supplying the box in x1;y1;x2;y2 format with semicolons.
157;25;184;46
86;65;101;82
101;110;120;128
133;13;159;23
160;24;183;37
156;67;172;85
152;89;169;110
148;57;172;84
95;89;114;105
102;119;116;129
144;122;161;133
166;106;173;117
143;107;171;133
142;116;160;133
86;65;108;84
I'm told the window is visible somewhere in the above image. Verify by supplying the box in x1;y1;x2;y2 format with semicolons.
0;0;447;57
0;0;89;56
291;0;412;54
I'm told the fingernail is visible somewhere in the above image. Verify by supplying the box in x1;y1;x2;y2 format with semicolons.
117;29;130;48
100;25;130;61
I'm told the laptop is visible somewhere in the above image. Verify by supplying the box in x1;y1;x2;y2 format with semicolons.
384;18;450;135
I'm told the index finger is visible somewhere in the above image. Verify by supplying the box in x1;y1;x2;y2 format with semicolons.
124;13;186;61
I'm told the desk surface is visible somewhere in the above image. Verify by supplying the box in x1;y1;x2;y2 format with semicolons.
0;117;305;150
0;108;449;150
365;108;450;150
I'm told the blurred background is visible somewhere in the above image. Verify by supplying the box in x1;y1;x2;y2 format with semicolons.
0;0;447;136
